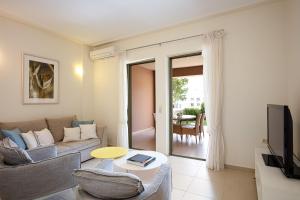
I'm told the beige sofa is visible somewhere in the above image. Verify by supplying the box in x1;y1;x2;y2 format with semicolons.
0;116;107;162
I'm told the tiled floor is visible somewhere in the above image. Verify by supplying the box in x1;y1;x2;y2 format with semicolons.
172;133;208;159
42;156;257;200
169;156;257;200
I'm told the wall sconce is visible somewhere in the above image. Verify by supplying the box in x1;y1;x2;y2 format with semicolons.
75;65;83;78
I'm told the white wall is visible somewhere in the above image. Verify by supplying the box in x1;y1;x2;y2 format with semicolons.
93;57;120;145
93;1;288;168
286;0;300;158
0;17;93;121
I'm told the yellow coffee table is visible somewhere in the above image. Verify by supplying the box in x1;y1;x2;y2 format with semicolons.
90;147;128;159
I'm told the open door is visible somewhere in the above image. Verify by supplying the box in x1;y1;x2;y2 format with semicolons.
169;53;208;160
128;60;156;150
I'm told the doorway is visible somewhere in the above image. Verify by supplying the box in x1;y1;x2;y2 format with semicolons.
169;53;208;160
128;60;156;151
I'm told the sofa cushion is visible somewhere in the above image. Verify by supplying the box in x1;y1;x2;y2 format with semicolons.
0;119;48;134
56;138;100;155
34;128;55;146
0;146;33;165
73;168;144;199
21;131;39;149
63;127;81;142
1;129;26;149
80;124;97;140
46;116;76;142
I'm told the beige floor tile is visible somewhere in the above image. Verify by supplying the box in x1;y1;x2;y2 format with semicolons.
187;178;223;199
195;167;225;182
182;193;214;200
172;189;185;200
222;169;257;200
169;156;206;167
171;160;200;177
173;173;194;190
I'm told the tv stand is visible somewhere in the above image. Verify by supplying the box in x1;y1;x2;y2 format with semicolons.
255;147;300;200
262;154;282;168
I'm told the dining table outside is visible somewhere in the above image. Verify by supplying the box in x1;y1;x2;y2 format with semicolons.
173;114;196;122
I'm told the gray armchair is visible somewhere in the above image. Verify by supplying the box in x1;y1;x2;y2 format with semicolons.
0;145;81;200
74;164;172;200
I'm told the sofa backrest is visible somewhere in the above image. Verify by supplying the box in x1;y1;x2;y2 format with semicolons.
0;119;48;136
0;116;77;142
46;115;76;142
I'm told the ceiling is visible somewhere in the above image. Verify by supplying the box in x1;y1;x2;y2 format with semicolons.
0;0;265;46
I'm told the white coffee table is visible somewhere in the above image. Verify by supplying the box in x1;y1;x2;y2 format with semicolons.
113;150;168;183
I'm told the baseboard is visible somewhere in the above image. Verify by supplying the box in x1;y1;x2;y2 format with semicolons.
225;164;254;172
132;127;155;134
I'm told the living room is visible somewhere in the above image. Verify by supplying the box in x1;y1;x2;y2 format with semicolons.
0;0;300;200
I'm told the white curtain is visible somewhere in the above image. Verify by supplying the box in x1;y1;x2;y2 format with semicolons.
117;52;129;148
203;30;225;171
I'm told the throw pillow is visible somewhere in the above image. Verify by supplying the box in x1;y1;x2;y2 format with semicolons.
0;146;33;165
21;131;39;149
34;128;54;146
1;129;26;149
71;120;94;128
73;168;144;199
80;124;97;140
0;137;18;148
63;127;81;142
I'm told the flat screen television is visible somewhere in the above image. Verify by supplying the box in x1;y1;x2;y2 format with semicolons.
265;104;300;178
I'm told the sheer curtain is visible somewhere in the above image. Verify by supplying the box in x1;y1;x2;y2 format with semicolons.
203;30;225;170
117;52;129;148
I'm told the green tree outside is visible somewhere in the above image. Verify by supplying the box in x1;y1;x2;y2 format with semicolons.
172;78;189;103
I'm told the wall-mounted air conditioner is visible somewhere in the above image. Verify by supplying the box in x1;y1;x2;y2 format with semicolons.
90;46;116;60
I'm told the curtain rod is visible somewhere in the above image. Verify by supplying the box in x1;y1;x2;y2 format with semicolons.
121;29;224;52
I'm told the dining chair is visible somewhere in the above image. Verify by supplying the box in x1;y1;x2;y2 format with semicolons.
172;114;185;142
181;113;204;144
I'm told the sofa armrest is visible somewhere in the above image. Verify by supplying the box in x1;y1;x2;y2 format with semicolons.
0;152;81;200
96;125;108;146
27;144;57;162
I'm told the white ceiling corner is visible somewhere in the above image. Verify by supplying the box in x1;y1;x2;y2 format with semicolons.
0;0;267;46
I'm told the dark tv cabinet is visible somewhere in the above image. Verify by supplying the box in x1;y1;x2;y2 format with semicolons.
255;147;300;200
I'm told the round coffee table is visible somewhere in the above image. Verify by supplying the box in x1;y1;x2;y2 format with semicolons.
113;150;168;183
90;147;128;159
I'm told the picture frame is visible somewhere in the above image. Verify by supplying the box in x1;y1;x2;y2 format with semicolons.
23;54;59;104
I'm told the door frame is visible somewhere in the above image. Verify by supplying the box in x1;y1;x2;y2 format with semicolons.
127;59;156;149
168;52;206;160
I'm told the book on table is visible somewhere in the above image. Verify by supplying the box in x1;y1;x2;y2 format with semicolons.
127;154;156;167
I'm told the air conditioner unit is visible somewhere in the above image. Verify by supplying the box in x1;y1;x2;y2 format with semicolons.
90;46;116;60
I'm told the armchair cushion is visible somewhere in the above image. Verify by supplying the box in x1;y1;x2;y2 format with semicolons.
73;168;144;199
0;146;33;165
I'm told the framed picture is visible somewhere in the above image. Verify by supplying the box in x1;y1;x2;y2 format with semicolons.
23;54;59;104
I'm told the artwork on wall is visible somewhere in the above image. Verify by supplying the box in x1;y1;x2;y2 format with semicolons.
23;54;59;104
